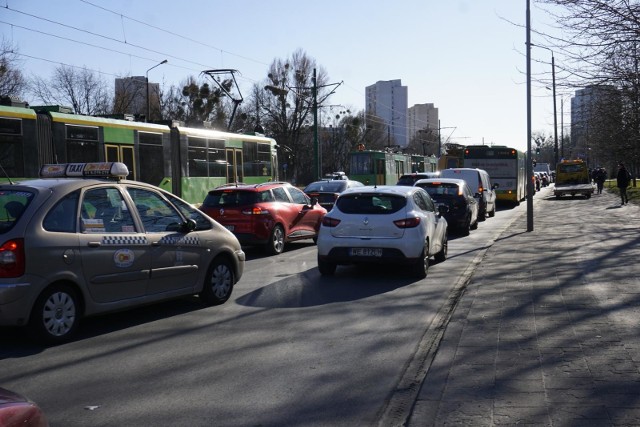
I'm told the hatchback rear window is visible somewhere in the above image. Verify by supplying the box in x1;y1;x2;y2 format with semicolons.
418;183;460;197
304;181;346;193
203;190;272;207
336;194;406;214
0;189;35;233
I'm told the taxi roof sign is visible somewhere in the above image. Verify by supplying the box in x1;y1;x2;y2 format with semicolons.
39;162;129;179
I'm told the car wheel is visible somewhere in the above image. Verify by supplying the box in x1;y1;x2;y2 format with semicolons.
29;284;80;344
488;204;496;217
317;258;336;276
478;204;486;222
266;224;285;255
434;234;448;263
411;244;429;279
200;257;234;306
470;215;478;230
460;215;471;236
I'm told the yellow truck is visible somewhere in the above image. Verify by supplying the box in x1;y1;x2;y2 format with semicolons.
554;159;594;199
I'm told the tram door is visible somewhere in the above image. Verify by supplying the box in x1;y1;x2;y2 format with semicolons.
226;148;244;183
105;144;136;180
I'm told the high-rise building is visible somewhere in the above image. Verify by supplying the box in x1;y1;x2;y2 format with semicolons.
365;79;408;147
570;85;621;164
114;77;161;120
408;103;439;151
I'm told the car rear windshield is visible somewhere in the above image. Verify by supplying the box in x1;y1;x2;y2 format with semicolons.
417;183;460;197
336;193;406;214
1;189;35;233
203;189;273;207
304;181;346;193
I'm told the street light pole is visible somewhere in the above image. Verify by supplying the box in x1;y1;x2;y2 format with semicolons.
526;0;533;232
146;59;168;122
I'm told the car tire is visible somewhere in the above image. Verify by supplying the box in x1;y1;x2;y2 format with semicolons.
434;234;448;263
200;256;234;306
478;203;486;222
411;244;429;279
266;224;285;255
460;215;471;236
488;204;496;217
470;216;478;230
29;284;80;344
317;258;336;276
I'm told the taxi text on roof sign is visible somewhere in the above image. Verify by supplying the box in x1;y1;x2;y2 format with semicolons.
39;162;130;179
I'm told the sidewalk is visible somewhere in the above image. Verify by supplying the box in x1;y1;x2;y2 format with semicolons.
408;186;640;426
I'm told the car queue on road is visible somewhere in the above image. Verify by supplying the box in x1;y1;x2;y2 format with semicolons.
0;163;504;344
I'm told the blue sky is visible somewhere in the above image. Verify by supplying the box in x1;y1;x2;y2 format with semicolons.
2;0;562;152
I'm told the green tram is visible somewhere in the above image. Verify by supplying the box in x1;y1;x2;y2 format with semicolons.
348;150;434;185
0;105;278;203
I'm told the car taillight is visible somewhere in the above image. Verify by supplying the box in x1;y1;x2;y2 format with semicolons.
242;207;270;215
322;217;341;227
394;217;421;228
0;239;25;278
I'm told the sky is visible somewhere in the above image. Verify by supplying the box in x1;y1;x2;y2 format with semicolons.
1;0;564;153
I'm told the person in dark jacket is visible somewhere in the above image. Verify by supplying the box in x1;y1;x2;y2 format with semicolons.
616;162;631;205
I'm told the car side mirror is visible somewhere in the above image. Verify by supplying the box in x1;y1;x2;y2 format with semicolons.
180;218;197;232
310;196;319;206
437;204;449;216
492;183;499;189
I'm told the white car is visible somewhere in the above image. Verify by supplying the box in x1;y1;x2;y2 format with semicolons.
316;185;448;278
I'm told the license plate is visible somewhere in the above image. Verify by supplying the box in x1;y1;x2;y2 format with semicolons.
224;225;235;232
350;248;383;257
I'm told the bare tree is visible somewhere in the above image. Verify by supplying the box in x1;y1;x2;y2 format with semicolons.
29;65;111;115
536;0;640;173
253;49;334;185
0;38;27;100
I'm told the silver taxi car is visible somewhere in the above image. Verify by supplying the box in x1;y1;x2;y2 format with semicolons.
0;162;245;343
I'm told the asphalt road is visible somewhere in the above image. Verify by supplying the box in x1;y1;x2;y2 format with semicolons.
0;193;535;427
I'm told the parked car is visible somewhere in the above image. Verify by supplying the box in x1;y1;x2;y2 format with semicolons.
316;185;448;278
303;179;364;211
439;168;498;221
414;178;479;236
201;181;327;255
396;172;440;186
0;162;244;343
0;387;48;427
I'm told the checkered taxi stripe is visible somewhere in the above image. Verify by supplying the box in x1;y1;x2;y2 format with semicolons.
102;236;148;246
158;235;201;246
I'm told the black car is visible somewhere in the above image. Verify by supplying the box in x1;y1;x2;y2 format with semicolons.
396;172;440;186
303;179;364;211
414;178;479;236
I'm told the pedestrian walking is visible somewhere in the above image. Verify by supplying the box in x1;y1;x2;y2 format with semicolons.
595;167;607;194
616;162;631;205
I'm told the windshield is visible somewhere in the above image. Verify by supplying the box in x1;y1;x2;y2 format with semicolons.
0;189;36;233
304;181;346;193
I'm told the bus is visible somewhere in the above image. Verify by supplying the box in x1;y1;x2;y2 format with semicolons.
462;145;526;204
0;105;278;203
349;150;434;185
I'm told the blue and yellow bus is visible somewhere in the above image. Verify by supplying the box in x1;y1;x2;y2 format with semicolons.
462;145;526;204
0;105;278;203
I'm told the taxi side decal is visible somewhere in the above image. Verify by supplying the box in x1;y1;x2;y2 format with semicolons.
158;235;201;246
102;236;148;246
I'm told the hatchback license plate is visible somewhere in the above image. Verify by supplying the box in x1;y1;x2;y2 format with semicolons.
350;248;382;257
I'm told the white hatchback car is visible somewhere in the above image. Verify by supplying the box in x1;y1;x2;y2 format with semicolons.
316;185;448;278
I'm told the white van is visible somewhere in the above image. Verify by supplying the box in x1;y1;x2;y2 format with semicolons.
440;168;497;221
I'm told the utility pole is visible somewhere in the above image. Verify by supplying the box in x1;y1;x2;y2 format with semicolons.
526;0;534;232
313;69;319;180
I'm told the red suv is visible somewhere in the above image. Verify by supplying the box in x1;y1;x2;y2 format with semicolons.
201;182;327;255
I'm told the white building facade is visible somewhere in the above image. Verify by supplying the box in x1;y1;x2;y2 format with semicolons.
365;79;408;148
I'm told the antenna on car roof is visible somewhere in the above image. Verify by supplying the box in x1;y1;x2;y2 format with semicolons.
0;162;14;185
